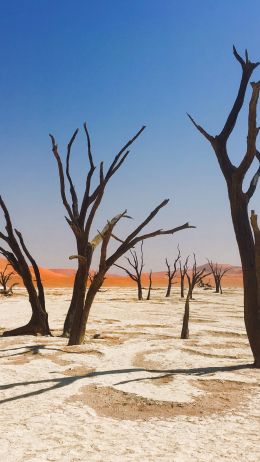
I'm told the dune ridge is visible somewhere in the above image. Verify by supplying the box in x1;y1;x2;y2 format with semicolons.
0;258;243;288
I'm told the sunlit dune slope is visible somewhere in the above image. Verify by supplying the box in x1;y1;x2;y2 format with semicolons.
0;258;243;288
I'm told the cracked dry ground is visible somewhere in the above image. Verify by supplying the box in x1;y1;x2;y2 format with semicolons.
0;287;260;462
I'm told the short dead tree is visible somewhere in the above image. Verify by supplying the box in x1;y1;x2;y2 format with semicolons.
50;121;194;345
198;279;213;290
0;197;50;336
207;259;230;294
181;255;210;339
114;241;145;300
146;270;153;300
0;263;15;295
165;246;181;297
186;255;210;300
179;256;188;298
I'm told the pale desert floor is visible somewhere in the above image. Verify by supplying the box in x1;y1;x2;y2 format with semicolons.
0;287;259;462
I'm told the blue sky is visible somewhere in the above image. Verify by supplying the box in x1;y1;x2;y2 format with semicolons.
0;0;259;270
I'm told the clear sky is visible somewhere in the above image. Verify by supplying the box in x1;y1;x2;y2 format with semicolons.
0;0;260;271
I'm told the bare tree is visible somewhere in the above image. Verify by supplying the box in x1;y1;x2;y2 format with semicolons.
181;254;210;339
0;263;15;295
114;241;144;300
186;255;209;300
146;270;153;300
198;279;213;290
51;124;145;337
51;123;194;345
179;256;188;298
207;259;230;293
0;197;50;336
188;47;260;366
165;246;181;297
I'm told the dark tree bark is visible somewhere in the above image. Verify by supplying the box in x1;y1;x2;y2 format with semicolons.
181;291;190;339
146;270;152;300
186;254;210;300
0;197;50;336
188;47;260;366
179;256;188;298
206;259;230;294
181;255;210;339
165;246;181;297
51;123;195;345
114;241;145;300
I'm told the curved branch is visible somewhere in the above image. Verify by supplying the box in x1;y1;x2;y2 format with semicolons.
246;164;260;200
66;129;79;218
218;47;259;142
49;134;74;221
15;229;45;310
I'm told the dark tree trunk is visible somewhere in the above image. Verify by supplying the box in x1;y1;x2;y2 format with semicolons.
63;262;88;337
180;276;185;298
181;292;190;339
165;281;171;298
69;274;103;345
215;279;220;293
228;184;260;367
137;280;143;300
62;239;91;337
146;271;152;300
3;268;50;336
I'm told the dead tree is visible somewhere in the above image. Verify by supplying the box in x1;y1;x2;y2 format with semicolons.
51;123;194;345
188;47;260;366
0;263;15;295
5;283;19;296
181;255;210;339
51;125;145;337
179;256;188;298
207;259;230;293
114;241;144;300
186;254;209;300
198;279;212;290
165;246;181;297
0;197;50;336
146;270;153;300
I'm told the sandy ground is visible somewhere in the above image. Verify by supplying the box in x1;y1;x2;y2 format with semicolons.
0;287;259;462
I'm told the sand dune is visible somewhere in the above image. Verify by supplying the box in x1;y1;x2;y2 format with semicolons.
0;258;243;288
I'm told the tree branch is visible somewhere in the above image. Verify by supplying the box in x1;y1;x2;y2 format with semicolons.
218;47;259;142
246;164;260;200
187;114;214;143
49;134;74;221
66;129;79;218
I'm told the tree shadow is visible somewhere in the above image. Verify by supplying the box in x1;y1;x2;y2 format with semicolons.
0;344;89;359
0;363;253;405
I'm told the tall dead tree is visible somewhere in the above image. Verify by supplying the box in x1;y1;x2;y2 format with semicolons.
179;256;188;298
207;259;230;293
114;241;144;300
188;47;260;366
165;246;181;297
51;125;145;337
146;270;153;300
181;254;210;339
51;124;194;345
0;197;50;335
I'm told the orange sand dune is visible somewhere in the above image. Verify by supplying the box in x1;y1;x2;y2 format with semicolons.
0;258;243;288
